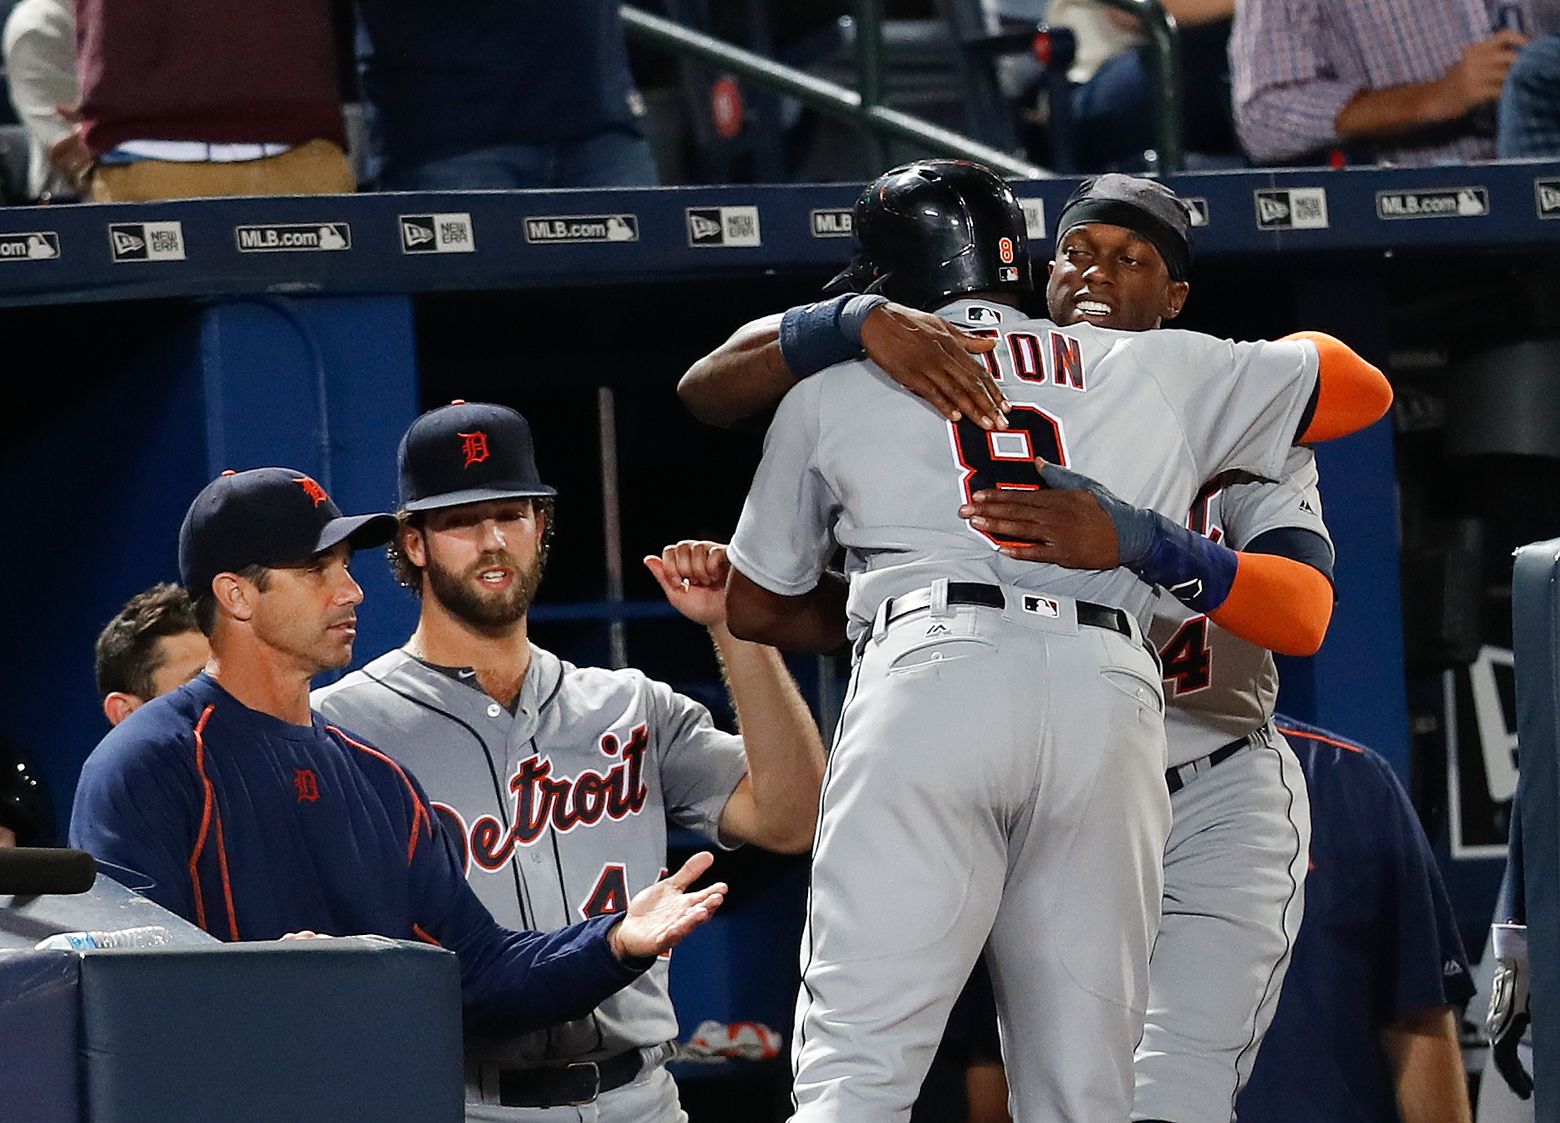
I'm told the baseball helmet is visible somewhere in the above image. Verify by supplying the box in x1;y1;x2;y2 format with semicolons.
822;159;1033;310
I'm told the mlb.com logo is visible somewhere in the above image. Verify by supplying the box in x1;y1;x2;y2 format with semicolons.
235;223;351;252
400;212;476;254
0;231;60;261
524;214;639;244
1536;178;1560;218
108;222;186;262
686;206;762;247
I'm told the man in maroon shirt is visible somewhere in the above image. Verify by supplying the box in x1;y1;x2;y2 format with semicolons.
74;0;354;200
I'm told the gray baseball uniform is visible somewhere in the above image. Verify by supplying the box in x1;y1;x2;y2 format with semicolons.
726;298;1320;1122
1136;447;1329;1121
313;644;750;1123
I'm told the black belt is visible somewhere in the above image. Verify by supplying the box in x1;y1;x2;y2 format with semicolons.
496;1048;644;1108
1165;737;1247;795
877;581;1134;639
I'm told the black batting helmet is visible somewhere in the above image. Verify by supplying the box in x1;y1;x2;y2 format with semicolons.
823;159;1033;310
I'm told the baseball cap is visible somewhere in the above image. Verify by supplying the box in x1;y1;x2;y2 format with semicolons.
1054;174;1194;281
178;468;396;594
397;400;556;513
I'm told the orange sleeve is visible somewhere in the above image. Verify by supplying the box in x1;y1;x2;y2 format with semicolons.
1282;330;1393;443
1208;551;1334;656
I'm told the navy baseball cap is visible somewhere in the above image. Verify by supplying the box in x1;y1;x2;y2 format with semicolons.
397;400;556;513
178;468;396;594
1055;174;1194;280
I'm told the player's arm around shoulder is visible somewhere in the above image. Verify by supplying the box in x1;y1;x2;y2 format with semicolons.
646;540;826;854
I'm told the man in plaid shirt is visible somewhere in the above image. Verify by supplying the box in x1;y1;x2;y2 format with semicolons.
1231;0;1543;165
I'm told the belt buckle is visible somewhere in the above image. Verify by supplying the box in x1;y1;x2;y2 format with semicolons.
565;1060;601;1107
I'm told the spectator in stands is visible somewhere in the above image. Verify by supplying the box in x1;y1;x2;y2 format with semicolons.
353;1;658;189
1236;717;1475;1123
1230;0;1534;166
95;583;210;728
72;0;354;201
1500;31;1560;154
0;739;53;848
999;0;1240;170
2;0;86;200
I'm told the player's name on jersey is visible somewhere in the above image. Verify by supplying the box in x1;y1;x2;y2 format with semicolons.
400;213;475;254
686;205;762;247
235;223;351;253
1376;187;1489;219
108;221;186;262
0;231;60;261
523;214;639;244
1535;178;1560;219
810;208;853;238
1253;187;1328;231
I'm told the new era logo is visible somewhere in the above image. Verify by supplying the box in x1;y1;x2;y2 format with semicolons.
1185;198;1210;227
1536;178;1560;218
686;205;762;247
108;222;186;262
400;212;476;254
0;231;59;261
524;214;638;244
1254;188;1328;230
1018;198;1046;239
810;209;853;237
235;223;351;252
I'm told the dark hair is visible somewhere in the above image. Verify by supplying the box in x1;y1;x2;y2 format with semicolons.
190;564;271;638
95;583;201;700
387;498;556;595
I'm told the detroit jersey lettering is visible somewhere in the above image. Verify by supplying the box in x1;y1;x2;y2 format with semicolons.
1150;446;1333;766
727;299;1320;632
314;644;749;1068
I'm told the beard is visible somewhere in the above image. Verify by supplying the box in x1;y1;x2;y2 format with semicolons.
426;548;545;629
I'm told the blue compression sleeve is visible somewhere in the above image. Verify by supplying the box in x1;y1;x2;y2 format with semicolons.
779;294;889;376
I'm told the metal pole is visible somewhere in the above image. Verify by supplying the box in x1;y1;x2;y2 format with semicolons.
852;0;890;170
621;6;1046;179
597;386;627;669
1094;0;1184;172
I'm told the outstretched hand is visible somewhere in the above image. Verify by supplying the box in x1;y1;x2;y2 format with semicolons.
610;851;728;960
645;541;731;628
860;303;1008;430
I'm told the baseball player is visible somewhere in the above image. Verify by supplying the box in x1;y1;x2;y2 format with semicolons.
313;402;826;1121
71;467;729;1036
95;582;211;726
713;162;1389;1121
681;168;1374;1121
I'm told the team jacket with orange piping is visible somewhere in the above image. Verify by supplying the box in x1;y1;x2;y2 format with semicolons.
69;672;647;1035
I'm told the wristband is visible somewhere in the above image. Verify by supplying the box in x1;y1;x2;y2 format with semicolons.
1036;461;1238;614
778;293;888;377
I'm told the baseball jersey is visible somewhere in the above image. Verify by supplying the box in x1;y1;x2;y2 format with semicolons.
312;643;750;1066
69;673;644;1035
1149;447;1334;766
727;298;1320;633
1236;718;1476;1122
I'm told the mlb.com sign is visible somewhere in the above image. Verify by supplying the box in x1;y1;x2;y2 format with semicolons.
235;223;351;252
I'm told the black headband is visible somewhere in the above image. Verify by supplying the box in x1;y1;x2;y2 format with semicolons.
1054;197;1191;281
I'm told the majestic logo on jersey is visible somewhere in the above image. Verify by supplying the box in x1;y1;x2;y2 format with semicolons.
293;768;321;802
464;724;651;871
292;475;329;506
458;431;490;467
